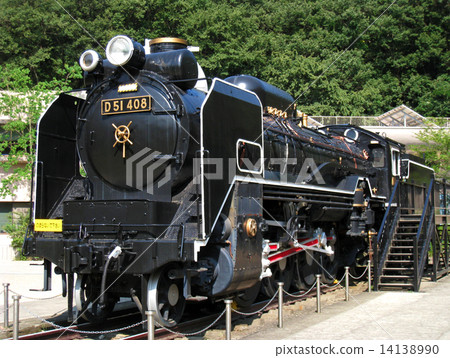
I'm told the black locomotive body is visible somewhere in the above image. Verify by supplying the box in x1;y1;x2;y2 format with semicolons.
24;36;434;326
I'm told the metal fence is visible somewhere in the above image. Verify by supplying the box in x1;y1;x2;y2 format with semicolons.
310;116;450;127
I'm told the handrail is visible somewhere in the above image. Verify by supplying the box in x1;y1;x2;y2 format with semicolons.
434;202;449;277
416;179;434;239
430;179;449;280
373;179;400;290
413;179;435;291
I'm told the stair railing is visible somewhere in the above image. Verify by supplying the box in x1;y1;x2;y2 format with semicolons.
373;179;400;291
432;179;450;280
413;179;435;291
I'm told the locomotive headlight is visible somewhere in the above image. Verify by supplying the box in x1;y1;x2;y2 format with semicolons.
106;35;145;68
106;36;133;66
79;50;101;72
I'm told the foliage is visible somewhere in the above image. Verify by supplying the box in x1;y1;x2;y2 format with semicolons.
3;210;30;260
411;118;450;180
0;0;447;117
0;63;81;198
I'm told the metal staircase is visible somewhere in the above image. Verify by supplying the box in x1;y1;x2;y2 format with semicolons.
378;213;421;289
374;180;435;292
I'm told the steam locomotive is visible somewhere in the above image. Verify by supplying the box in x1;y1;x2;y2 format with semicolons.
24;36;434;326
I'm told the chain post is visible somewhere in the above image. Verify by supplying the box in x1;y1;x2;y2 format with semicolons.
345;266;350;301
368;260;372;293
225;299;232;340
12;295;21;340
315;274;321;313
146;311;155;340
3;283;9;329
277;282;284;328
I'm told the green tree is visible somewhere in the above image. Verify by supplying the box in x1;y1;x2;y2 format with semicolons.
415;75;450;117
412;118;450;180
0;0;448;117
3;210;30;260
0;63;81;198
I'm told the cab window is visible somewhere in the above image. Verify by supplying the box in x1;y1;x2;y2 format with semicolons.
391;149;400;176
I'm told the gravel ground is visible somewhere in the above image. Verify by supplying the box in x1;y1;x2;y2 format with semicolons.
197;280;369;340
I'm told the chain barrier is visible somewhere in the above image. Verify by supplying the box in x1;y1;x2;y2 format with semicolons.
231;291;278;316
22;307;146;335
4;263;371;338
1;302;14;310
282;281;317;298
348;264;369;280
1;302;14;315
321;274;346;289
9;289;62;301
155;308;226;337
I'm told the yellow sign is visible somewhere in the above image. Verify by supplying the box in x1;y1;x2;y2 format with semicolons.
34;219;63;232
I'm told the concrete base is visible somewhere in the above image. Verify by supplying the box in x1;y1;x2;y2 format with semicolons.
244;275;450;340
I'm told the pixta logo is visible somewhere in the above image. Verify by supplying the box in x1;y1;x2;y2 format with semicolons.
126;148;326;194
125;148;172;194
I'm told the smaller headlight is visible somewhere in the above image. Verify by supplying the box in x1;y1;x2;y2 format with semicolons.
79;50;101;72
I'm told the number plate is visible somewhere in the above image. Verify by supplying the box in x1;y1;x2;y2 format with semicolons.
101;95;151;115
34;219;63;232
